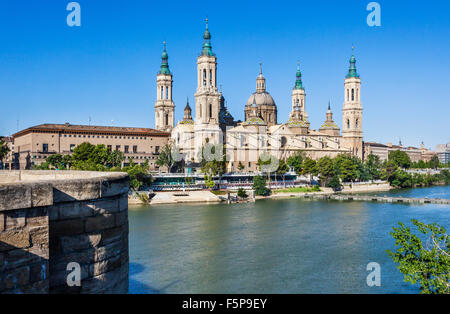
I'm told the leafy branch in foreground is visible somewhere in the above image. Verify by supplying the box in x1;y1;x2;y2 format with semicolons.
387;219;449;294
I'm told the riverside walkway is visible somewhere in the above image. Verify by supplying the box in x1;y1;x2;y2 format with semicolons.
301;193;450;205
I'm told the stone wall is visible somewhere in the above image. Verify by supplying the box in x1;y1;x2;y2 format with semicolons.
0;170;129;294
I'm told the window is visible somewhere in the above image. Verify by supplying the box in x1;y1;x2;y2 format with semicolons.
116;145;120;151
280;136;287;148
203;69;206;86
166;87;169;99
124;145;129;153
355;118;358;128
347;89;349;101
107;145;112;152
160;86;164;99
209;104;212;118
42;144;48;153
165;114;169;126
209;70;212;86
133;145;137;153
155;146;160;154
69;144;75;152
347;119;350;129
351;89;354;101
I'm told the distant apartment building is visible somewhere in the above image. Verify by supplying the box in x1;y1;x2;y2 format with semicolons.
11;123;170;170
436;143;450;164
363;141;436;163
0;136;14;170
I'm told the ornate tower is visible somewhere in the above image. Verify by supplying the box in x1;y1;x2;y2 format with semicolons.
291;61;308;124
193;19;222;161
341;47;363;158
319;102;340;136
155;41;175;132
194;18;220;125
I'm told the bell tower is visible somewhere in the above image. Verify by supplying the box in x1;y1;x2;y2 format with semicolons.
194;18;220;125
291;61;309;125
341;46;363;158
155;41;175;132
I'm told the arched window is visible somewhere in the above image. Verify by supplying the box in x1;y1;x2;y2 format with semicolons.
209;70;212;86
203;70;206;86
166;87;169;100
347;89;349;101
281;136;287;148
347;119;350;129
165;114;169;126
351;89;354;101
355;118;358;128
160;86;164;99
209;104;212;118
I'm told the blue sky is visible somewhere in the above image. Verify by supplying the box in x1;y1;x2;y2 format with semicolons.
0;0;449;149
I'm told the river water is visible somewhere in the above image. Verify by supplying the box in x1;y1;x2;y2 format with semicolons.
128;185;449;294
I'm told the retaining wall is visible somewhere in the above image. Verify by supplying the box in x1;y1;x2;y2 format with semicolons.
0;170;129;294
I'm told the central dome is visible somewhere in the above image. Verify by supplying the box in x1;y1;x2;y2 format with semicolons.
246;92;276;107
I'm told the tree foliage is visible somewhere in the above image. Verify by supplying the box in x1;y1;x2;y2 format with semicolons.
387;219;449;294
0;140;10;162
388;150;412;169
252;175;270;196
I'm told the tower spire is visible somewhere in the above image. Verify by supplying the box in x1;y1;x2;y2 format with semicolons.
346;45;359;78
201;18;214;56
294;61;304;90
159;41;170;75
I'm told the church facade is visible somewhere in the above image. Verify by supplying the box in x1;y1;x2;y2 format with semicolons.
156;20;363;172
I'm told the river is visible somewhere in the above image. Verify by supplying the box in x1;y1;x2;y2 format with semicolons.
128;185;449;293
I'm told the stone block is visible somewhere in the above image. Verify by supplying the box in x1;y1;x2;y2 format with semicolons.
94;241;122;262
30;261;48;283
4;247;46;271
118;193;128;212
89;254;121;277
2;265;30;290
31;183;53;207
29;226;49;247
85;214;115;233
48;206;59;221
0;213;4;232
53;180;101;203
5;209;26;230
0;230;30;251
60;233;101;253
0;184;31;211
100;227;125;246
100;177;129;198
94;198;120;214
115;211;128;227
58;201;95;220
51;247;96;266
50;219;84;237
26;207;48;227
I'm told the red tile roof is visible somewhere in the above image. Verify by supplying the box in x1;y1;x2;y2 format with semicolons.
13;123;170;138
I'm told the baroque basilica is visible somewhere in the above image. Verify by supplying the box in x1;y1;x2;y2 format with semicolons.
154;20;363;172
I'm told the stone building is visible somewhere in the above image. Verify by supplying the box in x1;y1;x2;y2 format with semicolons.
11;123;169;170
363;141;437;163
169;19;363;172
436;143;450;164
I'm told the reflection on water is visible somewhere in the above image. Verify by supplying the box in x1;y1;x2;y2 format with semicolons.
128;186;449;294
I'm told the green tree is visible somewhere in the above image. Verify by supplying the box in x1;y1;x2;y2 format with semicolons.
287;152;304;175
302;158;317;182
429;155;440;169
334;154;358;182
389;170;413;188
388;150;412;169
276;159;289;187
326;175;342;191
156;144;176;173
387;219;449;294
123;160;152;191
0;140;10;163
252;175;270;196
238;161;245;172
316;156;335;187
380;159;398;181
237;188;247;198
365;153;381;180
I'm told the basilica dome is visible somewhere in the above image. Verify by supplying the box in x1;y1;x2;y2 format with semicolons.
246;92;276;107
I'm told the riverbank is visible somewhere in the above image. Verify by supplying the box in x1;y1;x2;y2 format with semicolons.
128;182;394;205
